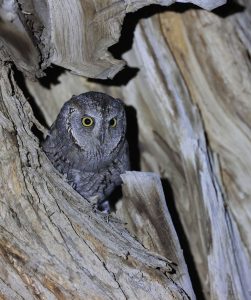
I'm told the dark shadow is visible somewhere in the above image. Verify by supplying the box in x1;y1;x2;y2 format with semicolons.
212;0;245;18
109;3;200;61
38;64;66;89
12;1;243;92
89;3;200;87
12;66;48;132
161;178;206;300
125;105;141;171
109;0;244;61
31;123;44;141
89;1;245;87
89;66;139;86
108;185;123;212
107;105;140;211
12;2;242;94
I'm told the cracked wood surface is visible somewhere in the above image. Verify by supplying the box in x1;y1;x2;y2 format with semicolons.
0;65;194;299
26;3;251;299
0;0;225;79
119;171;196;299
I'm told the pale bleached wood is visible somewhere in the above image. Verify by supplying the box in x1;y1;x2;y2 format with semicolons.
26;4;251;300
159;4;251;260
0;0;225;79
0;64;194;299
121;15;251;299
0;0;41;76
119;171;196;300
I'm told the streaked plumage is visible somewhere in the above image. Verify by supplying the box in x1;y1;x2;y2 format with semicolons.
42;92;130;211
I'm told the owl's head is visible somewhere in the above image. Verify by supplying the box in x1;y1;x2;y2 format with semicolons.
59;92;127;169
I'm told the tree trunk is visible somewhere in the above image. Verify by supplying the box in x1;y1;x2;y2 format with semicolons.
1;0;250;299
0;64;194;299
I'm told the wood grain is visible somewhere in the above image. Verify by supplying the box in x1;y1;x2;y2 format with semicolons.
0;0;225;78
26;4;251;299
0;65;194;299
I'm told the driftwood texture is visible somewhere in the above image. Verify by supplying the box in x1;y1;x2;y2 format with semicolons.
25;2;251;300
0;0;225;78
119;171;195;298
0;65;195;299
1;0;251;300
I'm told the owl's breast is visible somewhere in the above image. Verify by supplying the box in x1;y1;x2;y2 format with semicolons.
67;166;121;201
69;138;125;172
67;146;128;202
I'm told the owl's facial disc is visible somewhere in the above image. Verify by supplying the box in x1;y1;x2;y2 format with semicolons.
65;95;126;169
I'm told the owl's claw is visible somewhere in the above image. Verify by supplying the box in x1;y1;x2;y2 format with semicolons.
91;203;98;212
97;199;110;214
88;195;99;204
103;213;110;223
90;202;111;223
87;195;99;213
88;196;110;215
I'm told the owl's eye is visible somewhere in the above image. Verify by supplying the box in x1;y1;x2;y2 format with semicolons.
82;116;94;127
109;118;117;128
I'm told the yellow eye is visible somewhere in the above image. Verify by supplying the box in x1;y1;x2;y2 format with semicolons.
109;118;117;128
82;116;94;127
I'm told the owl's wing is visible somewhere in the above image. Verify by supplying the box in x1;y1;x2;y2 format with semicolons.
42;122;73;174
106;140;130;189
119;140;131;175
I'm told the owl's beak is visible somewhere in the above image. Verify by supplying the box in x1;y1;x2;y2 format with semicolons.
98;132;105;144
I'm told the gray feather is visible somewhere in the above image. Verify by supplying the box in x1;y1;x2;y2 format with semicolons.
42;92;130;211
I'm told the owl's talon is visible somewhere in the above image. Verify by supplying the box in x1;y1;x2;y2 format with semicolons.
91;203;98;213
88;195;99;204
104;214;110;223
62;173;68;181
97;199;110;214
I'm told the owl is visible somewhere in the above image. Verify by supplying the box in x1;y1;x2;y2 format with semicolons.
42;92;130;212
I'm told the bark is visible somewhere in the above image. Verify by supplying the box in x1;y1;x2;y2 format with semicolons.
119;172;195;298
0;64;195;299
25;2;251;300
0;0;225;78
1;0;250;300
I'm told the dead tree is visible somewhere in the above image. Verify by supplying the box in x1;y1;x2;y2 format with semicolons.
0;0;250;299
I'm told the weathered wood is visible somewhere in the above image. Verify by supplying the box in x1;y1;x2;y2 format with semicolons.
160;1;251;259
0;0;225;79
119;171;196;300
121;14;251;299
0;65;195;299
0;0;41;76
3;0;250;299
25;3;251;300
